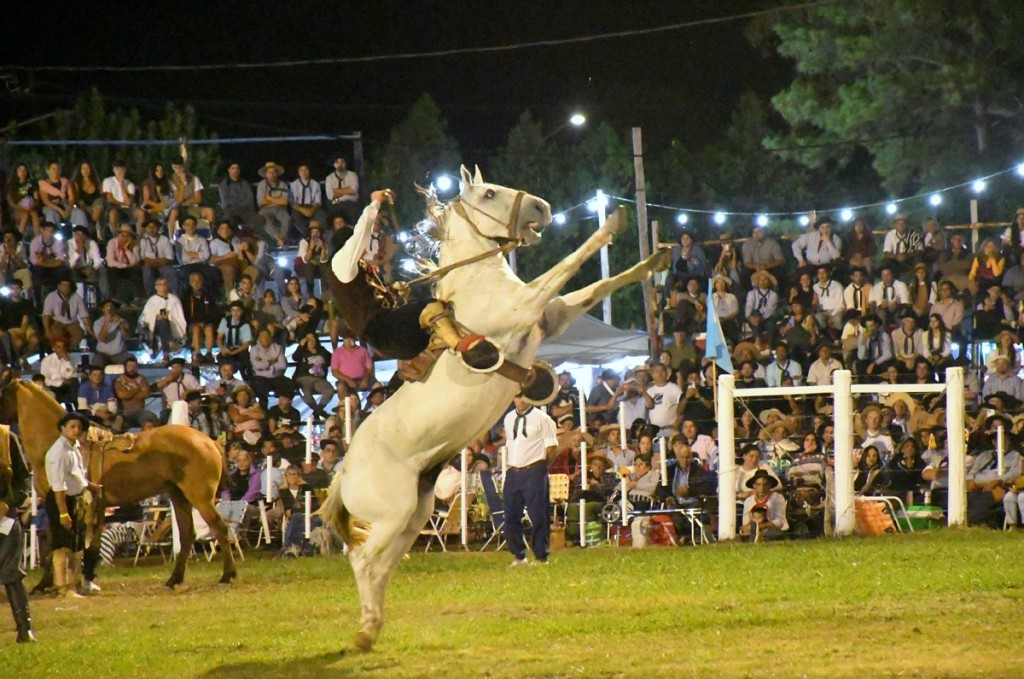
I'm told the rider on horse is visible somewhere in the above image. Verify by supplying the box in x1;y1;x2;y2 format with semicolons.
328;189;501;372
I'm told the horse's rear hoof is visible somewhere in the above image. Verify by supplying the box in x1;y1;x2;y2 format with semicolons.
354;631;375;653
218;575;235;586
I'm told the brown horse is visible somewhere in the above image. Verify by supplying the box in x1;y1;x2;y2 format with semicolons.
0;375;237;588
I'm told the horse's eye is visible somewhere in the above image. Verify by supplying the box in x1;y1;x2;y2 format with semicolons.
484;189;496;199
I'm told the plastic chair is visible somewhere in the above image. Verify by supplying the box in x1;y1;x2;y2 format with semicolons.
548;473;570;525
420;495;463;552
478;470;506;551
133;506;172;566
196;500;247;561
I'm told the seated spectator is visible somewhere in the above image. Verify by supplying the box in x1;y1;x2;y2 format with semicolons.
254;288;286;342
787;432;828;489
936;232;973;292
973;284;1015;340
295;222;331;297
983;355;1024;401
709;274;740;339
891;312;924;374
967;415;1022;527
168;158;215;228
141;277;187;365
154;356;201;411
0;228;33;297
106;223;144;304
814;265;843;334
175;215;215;290
289;163;327;241
266;388;303;440
739;469;788;540
586;369;622;426
968;237;1005;298
91;299;133;367
599;424;635;469
843;219;877;275
853;445;885;495
791;216;842;275
277;465;320;557
920;314;953;369
40;337;78;405
868;266;909;325
206;362;245;404
856;314;893;379
663;436;713;509
218;301;253;376
886;436;927;499
858;405;895;459
140;162;171;221
112;356;158;432
185;388;219;439
139;218;178;296
680;419;717;470
907;262;937;320
985;330;1019;374
256;162;291;248
228;384;264;444
67;224;109;302
880;213;922;275
78;364;118;429
788;271;818;314
362;385;388;416
42;276;93;349
5;163;41;236
736;442;780;500
745;271;779;337
765;341;803;388
219;449;262;539
331;330;374;395
211;220;259;301
625;454;659;499
1000;250;1024;301
227;273;259;321
0;279;40;368
37;161;72;225
842;266;872;317
102;159;145;236
182;271;220;364
291;331;334;417
217;162;260;231
665;327;699;379
249;328;291;405
572;451;615;503
280;276;308;338
930;280;964;339
304;438;342;488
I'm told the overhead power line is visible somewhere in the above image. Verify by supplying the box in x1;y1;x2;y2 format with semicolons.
0;2;822;73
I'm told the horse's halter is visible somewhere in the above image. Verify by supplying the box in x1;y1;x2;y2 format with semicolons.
451;189;527;244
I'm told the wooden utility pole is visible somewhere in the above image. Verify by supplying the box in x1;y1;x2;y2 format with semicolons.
632;127;658;358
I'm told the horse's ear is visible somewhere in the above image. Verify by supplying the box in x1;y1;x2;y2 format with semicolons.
460;165;473;187
473;165;483;184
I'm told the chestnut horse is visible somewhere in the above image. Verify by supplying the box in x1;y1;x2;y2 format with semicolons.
0;375;236;588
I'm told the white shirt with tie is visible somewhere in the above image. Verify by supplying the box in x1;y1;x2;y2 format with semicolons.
503;406;558;468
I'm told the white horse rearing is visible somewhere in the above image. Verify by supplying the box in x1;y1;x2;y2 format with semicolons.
321;165;668;651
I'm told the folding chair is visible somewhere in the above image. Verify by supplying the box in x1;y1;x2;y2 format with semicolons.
548;473;570;526
133;506;172;566
420;495;463;552
196;501;247;561
478;470;506;551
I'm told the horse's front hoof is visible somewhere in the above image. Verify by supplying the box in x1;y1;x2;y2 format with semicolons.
354;631;375;653
218;575;235;586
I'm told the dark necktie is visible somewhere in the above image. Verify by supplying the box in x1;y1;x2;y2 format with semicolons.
852;286;862;308
513;407;533;439
58;292;70;319
757;292;768;311
884;285;893;302
904;336;913;354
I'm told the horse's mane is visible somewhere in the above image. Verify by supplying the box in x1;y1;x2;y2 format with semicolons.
18;379;66;420
401;184;448;277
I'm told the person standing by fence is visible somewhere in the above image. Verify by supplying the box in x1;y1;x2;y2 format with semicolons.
502;394;558;566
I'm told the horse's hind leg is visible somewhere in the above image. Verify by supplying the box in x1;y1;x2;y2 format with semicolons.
165;487;196;589
348;480;435;652
542;249;671;339
194;499;237;584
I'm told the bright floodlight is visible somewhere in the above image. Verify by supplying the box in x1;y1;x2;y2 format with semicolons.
798;215;810;227
1017;163;1024;177
588;190;608;213
0;287;9;298
401;259;418;273
675;212;689;225
713;212;726;225
929;194;942;206
840;208;853;222
54;233;64;241
396;231;409;243
553;213;567;225
972;179;987;193
885;203;898;215
569;113;586;127
756;215;769;227
277;256;287;268
434;175;453;192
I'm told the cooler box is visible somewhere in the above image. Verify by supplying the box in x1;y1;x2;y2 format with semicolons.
566;501;603;546
905;504;944;530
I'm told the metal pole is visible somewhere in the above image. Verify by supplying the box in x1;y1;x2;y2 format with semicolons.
717;373;737;541
833;370;856;536
460;447;469;550
945;367;967;526
596;191;612;324
632;127;656;356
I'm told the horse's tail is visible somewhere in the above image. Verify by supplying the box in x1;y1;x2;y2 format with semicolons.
317;474;369;549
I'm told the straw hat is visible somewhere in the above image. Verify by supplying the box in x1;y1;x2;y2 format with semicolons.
257;162;285;177
750;270;777;288
711;274;732;288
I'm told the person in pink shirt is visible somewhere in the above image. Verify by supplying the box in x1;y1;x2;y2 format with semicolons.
331;328;374;395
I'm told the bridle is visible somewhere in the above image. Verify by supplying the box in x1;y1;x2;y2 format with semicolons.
451;189;527;244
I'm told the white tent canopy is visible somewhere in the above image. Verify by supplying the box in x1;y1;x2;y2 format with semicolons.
535;314;651;366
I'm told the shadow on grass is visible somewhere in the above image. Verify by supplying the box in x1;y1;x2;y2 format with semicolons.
200;650;402;678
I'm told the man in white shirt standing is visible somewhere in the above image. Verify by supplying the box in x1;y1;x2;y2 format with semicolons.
101;159;144;238
325;155;360;225
643;364;681;437
502;394;558;566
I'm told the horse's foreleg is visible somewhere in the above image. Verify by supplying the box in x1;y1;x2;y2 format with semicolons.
165;488;195;589
541;249;670;339
523;207;630;302
194;500;237;585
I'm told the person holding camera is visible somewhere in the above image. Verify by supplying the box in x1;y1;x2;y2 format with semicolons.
296;221;331;298
644;364;681;438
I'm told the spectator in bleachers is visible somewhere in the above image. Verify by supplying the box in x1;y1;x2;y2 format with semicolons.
999;250;1024;301
792;216;842;275
1002;207;1024;250
664;326;699;380
891;312;924;374
983;355;1024;401
140;163;171;222
254;288;285;342
218;300;253;377
681;419;718;470
183;389;218;438
736;443;780;499
289;163;327;241
814;265;844;334
331;329;374;395
968;237;1006;298
585;369;622;426
105;224;143;304
741;223;785;283
920;217;945;264
640;364;675;436
709;274;739;339
250;327;291;405
154;357;200;407
141;276;186;364
37;161;71;225
40;337;77;405
886;436;927;499
842;266;872;317
745;271;779;337
973;284;1014;340
255;162;290;248
292;300;324;345
935;232;972;292
921;314;952;369
966;415;1022;526
42;276;92;349
91;299;133;367
112;356;158;432
175;215;213;289
68;224;109;302
881;213;922;275
672;231;707;280
868;265;909;325
858;406;894;460
984;330;1019;373
739;469;788;540
168;157;215;228
5;163;41;236
325;155;360;225
182;271;219;364
296;222;331;298
0;280;39;369
0;229;33;296
277;465;319;557
765;340;803;388
207;361;244;404
267;387;302;439
806;343;842;386
843;218;877;275
280;276;307;335
228;384;264;444
211;220;259;301
102;160;145;236
907;262;937;321
139;218;178;295
217;162;260;231
625;453;659;499
77;365;117;429
227;273;258;319
853;444;885;494
930;280;964;337
292;331;334;418
856;314;893;379
29;221;70;295
69;161;105;236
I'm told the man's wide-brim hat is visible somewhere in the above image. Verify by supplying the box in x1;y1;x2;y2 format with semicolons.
257;162;285;177
746;468;779;489
750;270;777;288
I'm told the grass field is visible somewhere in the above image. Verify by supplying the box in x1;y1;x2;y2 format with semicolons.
2;529;1022;678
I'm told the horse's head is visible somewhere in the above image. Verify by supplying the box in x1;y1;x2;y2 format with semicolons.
454;165;552;246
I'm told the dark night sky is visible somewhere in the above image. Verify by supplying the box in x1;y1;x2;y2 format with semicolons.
0;2;791;172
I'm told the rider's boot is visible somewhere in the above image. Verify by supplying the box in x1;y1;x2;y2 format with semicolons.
419;301;501;372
